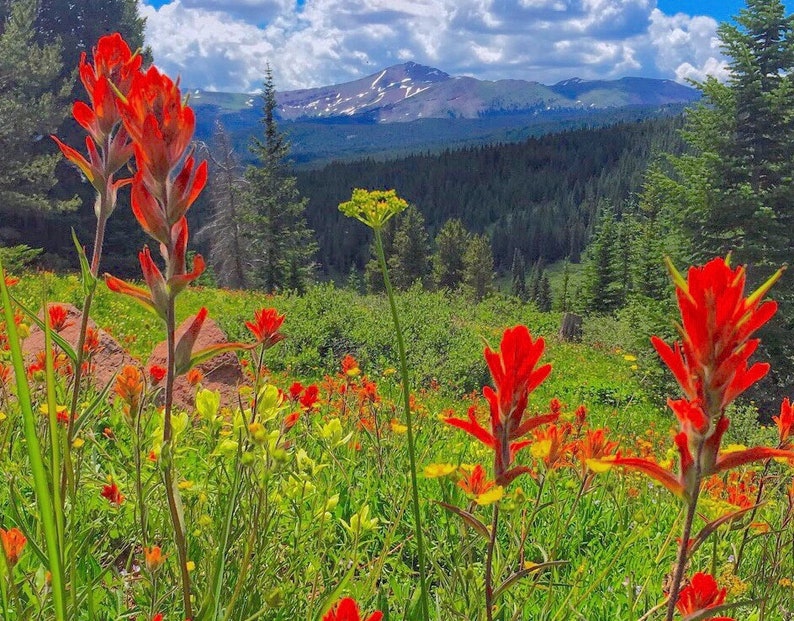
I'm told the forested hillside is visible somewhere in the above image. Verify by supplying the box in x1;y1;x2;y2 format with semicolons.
297;117;684;276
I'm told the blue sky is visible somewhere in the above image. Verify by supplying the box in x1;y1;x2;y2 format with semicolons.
136;1;793;92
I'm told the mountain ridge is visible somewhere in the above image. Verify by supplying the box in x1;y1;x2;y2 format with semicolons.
190;62;699;164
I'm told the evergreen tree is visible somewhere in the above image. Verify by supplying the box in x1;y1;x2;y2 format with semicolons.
584;205;622;314
462;234;494;302
433;218;469;290
388;205;430;290
559;258;572;312
241;66;316;293
199;121;247;289
643;0;794;392
510;248;527;300
537;274;552;312
0;0;74;219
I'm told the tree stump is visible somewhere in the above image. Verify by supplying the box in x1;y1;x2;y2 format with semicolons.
559;312;583;342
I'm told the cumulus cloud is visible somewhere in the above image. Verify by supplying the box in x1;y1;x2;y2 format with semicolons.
139;0;730;92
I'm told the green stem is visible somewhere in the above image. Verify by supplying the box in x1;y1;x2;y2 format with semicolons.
0;265;67;620
665;440;705;621
485;504;499;621
162;296;193;619
374;229;430;621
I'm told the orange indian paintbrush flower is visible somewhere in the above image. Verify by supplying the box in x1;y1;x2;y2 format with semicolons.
601;258;794;500
0;527;27;567
52;33;141;216
444;326;557;485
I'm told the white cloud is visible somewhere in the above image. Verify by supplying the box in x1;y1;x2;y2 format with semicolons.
139;0;730;92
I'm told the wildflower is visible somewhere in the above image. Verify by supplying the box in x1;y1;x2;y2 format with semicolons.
424;463;456;478
341;354;360;377
40;404;70;425
149;364;167;384
48;304;72;332
145;546;165;572
101;481;125;506
444;326;556;486
578;428;619;477
299;385;320;410
675;573;733;620
283;411;300;430
245;308;285;348
114;365;144;415
774;397;793;447
84;327;101;355
288;381;304;400
338;188;408;231
0;527;26;566
323;597;383;621
600;258;794;500
186;368;203;386
390;418;408;434
457;464;495;496
51;33;141;217
530;423;574;470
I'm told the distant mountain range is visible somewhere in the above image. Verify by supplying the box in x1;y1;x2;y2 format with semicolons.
191;62;700;165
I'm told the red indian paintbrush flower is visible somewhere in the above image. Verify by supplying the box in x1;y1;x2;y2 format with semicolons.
598;257;794;500
105;62;207;342
0;527;27;567
675;573;733;620
246;308;286;347
323;597;383;621
444;326;556;485
101;481;125;506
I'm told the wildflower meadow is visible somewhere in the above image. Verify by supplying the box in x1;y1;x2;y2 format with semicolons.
2;33;794;621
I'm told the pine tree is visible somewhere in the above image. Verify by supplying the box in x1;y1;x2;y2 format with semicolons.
199;121;247;289
463;234;494;302
433;218;469;290
584;205;622;314
537;274;552;312
510;248;527;300
0;0;74;216
643;0;794;392
388;205;430;290
241;65;316;293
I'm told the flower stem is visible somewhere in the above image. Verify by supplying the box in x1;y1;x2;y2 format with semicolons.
162;296;193;619
374;228;430;621
485;504;500;621
665;440;705;621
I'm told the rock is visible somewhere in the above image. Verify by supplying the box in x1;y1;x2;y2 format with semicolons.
22;303;136;389
146;313;243;411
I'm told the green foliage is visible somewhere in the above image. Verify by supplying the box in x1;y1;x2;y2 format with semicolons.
0;0;74;215
240;67;317;293
509;248;527;301
642;0;794;397
297;118;684;277
0;244;43;273
387;205;430;290
433;218;470;291
462;234;494;302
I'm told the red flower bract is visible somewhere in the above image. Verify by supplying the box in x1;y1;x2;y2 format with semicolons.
675;573;733;620
322;597;383;621
246;308;285;348
444;326;556;485
651;257;781;415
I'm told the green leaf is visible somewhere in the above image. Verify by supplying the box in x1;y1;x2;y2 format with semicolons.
71;228;97;296
436;501;490;540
